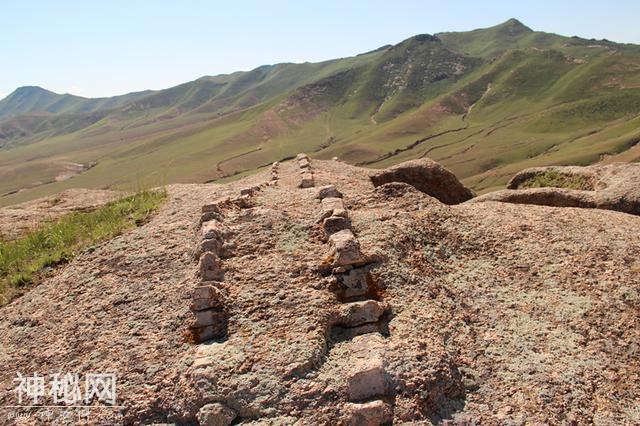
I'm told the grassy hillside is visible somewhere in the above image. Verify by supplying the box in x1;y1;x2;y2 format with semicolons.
0;86;153;119
0;189;166;304
1;19;639;205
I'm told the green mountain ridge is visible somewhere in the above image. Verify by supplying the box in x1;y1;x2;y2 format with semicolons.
1;18;639;206
0;86;154;119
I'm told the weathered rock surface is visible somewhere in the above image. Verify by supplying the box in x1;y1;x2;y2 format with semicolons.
198;252;224;281
202;201;223;214
329;229;367;266
322;215;350;236
193;309;227;327
0;158;638;425
197;402;237;426
472;186;597;208
316;184;343;200
345;400;392;426
321;196;347;218
335;267;374;300
191;285;225;311
298;158;311;169
347;357;388;401
190;319;228;342
299;172;314;188
199;238;222;256
337;300;386;327
473;163;640;216
201;220;228;241
369;158;475;204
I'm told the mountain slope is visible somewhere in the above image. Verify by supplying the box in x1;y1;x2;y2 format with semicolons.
1;19;639;205
436;18;536;58
0;86;154;119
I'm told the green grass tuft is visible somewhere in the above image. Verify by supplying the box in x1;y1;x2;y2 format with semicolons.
0;189;167;305
516;170;594;190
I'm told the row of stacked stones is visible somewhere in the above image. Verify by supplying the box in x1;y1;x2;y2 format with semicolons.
190;201;231;343
297;153;314;188
191;199;236;425
315;185;394;424
190;178;273;343
193;184;271;425
270;161;279;182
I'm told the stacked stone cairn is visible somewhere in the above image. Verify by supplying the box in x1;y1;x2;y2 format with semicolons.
297;153;314;188
271;161;279;182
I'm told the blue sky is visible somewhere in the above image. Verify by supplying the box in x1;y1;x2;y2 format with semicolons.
2;0;639;99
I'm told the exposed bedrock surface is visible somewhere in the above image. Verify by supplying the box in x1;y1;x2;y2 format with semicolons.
472;163;640;216
0;158;638;425
369;158;475;205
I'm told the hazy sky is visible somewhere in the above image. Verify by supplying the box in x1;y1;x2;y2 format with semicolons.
2;0;639;99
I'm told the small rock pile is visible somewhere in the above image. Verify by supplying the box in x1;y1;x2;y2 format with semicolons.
297;153;314;188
